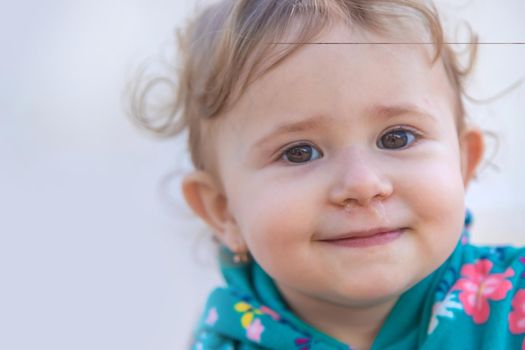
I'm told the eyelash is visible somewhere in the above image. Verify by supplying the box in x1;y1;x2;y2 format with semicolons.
276;126;422;165
377;126;422;150
277;141;323;165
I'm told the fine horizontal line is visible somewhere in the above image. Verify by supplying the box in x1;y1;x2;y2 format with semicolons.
271;42;525;45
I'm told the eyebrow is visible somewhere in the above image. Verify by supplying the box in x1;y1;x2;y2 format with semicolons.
370;103;437;122
251;115;332;150
251;103;436;150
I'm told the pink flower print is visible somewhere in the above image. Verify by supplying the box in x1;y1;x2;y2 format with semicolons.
294;337;312;350
205;307;219;326
509;290;525;350
260;305;280;320
246;318;265;343
453;259;514;324
509;290;525;334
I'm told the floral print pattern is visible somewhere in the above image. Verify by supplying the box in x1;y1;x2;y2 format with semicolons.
509;290;525;349
233;301;281;342
428;292;463;334
194;238;525;349
205;307;219;326
246;318;265;342
294;337;312;350
452;259;514;324
234;301;263;328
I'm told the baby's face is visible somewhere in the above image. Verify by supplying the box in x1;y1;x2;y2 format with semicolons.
213;24;471;306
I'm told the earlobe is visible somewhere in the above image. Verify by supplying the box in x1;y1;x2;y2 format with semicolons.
181;171;244;250
460;128;484;187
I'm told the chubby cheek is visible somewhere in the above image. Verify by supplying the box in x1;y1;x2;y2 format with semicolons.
229;175;320;274
402;157;466;261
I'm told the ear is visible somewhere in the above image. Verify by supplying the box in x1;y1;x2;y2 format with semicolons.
181;171;245;252
459;128;484;187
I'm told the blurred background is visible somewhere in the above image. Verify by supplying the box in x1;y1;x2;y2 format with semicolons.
0;0;523;349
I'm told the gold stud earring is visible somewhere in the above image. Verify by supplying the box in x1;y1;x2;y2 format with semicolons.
233;250;249;264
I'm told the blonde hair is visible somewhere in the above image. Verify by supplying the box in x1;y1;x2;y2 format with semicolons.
130;0;478;172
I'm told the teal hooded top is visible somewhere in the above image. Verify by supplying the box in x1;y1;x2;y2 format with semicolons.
191;216;525;349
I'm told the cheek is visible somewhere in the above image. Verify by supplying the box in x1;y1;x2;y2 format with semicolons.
406;162;465;213
398;139;465;212
400;157;466;254
230;176;320;266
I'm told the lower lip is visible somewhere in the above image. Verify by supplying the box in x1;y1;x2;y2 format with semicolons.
322;230;403;248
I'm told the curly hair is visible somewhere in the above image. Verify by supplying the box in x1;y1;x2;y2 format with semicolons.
130;0;478;172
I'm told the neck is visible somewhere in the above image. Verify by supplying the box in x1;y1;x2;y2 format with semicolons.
278;285;398;350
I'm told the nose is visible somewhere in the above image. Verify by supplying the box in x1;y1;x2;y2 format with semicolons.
328;148;393;208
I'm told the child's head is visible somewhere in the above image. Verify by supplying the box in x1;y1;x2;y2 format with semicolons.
141;0;485;307
165;0;479;173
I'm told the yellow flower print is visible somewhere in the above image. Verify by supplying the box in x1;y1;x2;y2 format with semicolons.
234;301;263;328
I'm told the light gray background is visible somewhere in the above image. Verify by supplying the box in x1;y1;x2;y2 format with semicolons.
1;1;523;349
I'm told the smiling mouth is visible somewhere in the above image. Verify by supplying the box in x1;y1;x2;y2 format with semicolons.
319;228;405;248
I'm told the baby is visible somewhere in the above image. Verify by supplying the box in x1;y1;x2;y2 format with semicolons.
133;0;525;349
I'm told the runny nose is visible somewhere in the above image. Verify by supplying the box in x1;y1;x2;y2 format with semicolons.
328;148;393;208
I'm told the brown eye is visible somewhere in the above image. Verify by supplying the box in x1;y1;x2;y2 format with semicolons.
377;129;416;150
282;144;322;164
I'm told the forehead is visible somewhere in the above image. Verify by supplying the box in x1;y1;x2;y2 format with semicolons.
211;23;456;166
226;25;451;117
